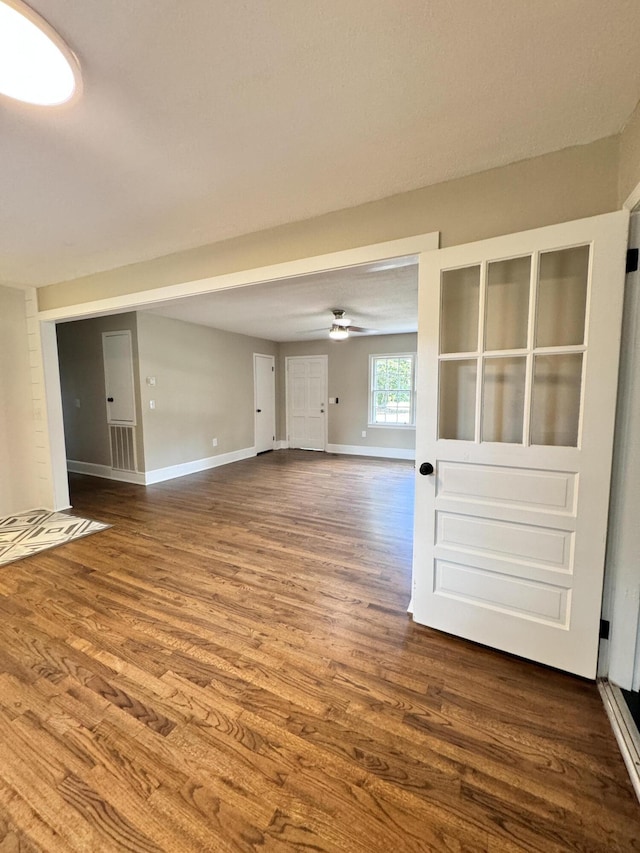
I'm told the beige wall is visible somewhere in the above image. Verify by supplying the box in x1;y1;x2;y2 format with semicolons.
136;313;277;472
0;287;39;515
38;137;619;313
279;334;417;451
56;312;144;468
619;99;640;206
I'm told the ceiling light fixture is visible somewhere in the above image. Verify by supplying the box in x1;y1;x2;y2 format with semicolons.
329;324;349;341
0;0;80;106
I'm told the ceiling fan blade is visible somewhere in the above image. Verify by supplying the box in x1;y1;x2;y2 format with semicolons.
348;325;374;334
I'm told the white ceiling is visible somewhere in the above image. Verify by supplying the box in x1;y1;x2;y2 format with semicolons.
2;0;640;288
144;258;419;342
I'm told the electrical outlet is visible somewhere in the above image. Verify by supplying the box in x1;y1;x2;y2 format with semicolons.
149;400;156;410
212;438;218;447
361;430;366;438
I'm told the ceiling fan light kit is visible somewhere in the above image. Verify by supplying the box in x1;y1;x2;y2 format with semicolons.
327;309;372;340
329;324;349;341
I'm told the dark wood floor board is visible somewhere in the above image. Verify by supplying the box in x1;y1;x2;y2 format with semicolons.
146;783;269;853
0;782;65;853
0;734;92;850
235;678;615;853
0;451;637;851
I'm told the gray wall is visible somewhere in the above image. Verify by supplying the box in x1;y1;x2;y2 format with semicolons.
0;287;39;515
136;313;278;471
278;333;417;451
56;312;144;469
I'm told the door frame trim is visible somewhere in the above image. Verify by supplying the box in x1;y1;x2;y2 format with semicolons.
285;354;328;451
39;232;439;509
253;352;276;454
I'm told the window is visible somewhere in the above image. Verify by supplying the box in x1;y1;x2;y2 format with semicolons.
369;354;416;426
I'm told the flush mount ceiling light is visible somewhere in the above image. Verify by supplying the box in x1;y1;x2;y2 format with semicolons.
0;0;80;106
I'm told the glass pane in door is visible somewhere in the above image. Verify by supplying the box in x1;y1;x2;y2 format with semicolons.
440;266;480;354
531;353;583;446
536;246;589;347
482;357;526;443
485;256;531;351
439;359;477;440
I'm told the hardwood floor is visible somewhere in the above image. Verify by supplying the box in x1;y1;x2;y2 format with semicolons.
0;450;637;852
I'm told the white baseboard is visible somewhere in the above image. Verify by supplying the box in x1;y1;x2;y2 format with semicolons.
67;459;146;485
599;679;640;803
326;443;415;461
275;440;289;450
144;446;257;485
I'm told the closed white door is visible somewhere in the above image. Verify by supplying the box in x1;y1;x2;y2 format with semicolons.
286;356;327;451
102;331;136;425
412;211;629;679
254;353;275;454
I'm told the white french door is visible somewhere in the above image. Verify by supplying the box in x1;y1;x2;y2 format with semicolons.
286;356;327;451
412;211;629;678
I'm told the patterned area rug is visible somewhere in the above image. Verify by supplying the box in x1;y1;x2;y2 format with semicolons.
0;509;109;567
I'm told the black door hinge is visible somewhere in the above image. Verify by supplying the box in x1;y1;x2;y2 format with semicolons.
600;619;610;640
626;248;638;273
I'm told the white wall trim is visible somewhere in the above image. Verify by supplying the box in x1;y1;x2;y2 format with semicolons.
601;210;640;688
144;446;256;485
275;440;289;450
67;459;146;485
326;443;415;460
598;679;640;803
68;445;257;486
38;234;439;323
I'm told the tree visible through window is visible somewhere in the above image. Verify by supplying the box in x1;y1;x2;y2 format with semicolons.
370;354;416;425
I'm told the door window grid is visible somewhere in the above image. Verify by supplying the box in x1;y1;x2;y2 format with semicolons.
438;246;589;446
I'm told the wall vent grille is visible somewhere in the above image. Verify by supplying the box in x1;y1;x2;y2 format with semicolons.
109;425;137;472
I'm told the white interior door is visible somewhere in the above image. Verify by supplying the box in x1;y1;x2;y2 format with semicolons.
254;353;275;454
102;331;136;425
412;211;629;679
286;356;327;450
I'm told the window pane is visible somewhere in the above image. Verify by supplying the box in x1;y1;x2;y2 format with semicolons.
485;256;530;351
440;266;480;354
531;353;583;446
536;246;589;348
371;356;414;425
439;359;477;440
374;359;387;389
389;391;411;425
387;360;400;390
482;357;526;444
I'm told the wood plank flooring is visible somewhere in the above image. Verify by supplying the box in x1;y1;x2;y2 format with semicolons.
0;449;637;852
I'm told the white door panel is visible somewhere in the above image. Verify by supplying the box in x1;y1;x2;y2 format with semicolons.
286;356;327;451
254;354;275;454
412;211;629;678
102;331;136;425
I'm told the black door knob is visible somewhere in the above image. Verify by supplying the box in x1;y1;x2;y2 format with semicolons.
107;397;114;402
419;462;434;476
256;409;261;413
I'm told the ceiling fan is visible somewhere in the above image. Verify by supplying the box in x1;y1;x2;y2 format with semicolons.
328;309;371;340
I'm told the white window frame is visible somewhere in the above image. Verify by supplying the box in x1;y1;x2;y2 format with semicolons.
368;352;416;428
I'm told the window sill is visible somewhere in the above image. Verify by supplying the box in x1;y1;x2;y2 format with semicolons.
367;423;416;430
